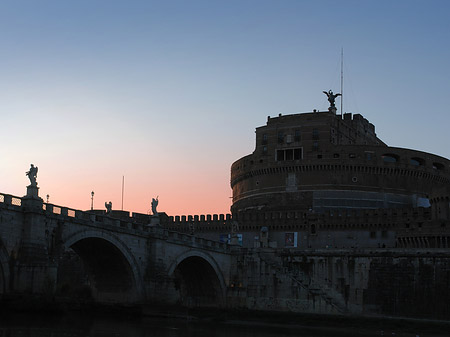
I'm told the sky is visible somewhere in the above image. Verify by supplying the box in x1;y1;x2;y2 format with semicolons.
1;0;450;216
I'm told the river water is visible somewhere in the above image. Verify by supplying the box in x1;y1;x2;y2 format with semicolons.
0;313;447;337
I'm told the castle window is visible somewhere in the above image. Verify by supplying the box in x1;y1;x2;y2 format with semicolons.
365;152;373;161
262;146;268;155
278;132;284;144
312;129;319;140
276;150;285;161
410;157;424;166
276;148;303;161
294;130;301;142
433;162;445;171
285;149;294;160
382;154;399;163
313;141;319;151
262;134;268;145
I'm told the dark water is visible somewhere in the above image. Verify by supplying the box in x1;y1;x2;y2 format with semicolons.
0;313;447;337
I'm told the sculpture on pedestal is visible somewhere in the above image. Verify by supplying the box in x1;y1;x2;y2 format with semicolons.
151;196;159;216
105;201;112;214
323;90;341;110
26;164;38;186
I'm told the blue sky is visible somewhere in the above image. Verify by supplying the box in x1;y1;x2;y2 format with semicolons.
1;0;450;215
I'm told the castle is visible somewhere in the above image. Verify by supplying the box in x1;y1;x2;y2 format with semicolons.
163;101;450;250
2;96;450;319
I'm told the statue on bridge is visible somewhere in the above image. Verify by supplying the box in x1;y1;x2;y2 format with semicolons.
323;90;341;109
105;201;112;214
26;164;38;186
151;196;159;216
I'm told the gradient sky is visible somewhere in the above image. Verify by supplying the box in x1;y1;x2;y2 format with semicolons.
1;0;450;216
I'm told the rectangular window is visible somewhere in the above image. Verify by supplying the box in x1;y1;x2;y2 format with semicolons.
294;130;301;142
278;132;284;144
312;129;319;140
262;134;268;145
276;148;302;161
285;149;293;160
276;150;285;161
313;141;319;151
262;146;268;155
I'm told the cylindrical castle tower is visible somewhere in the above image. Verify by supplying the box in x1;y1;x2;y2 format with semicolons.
231;110;450;214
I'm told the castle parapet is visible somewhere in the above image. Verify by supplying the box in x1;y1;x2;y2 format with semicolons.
165;213;233;233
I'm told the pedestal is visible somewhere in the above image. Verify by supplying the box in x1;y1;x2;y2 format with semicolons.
25;184;40;198
149;215;160;226
15;184;49;294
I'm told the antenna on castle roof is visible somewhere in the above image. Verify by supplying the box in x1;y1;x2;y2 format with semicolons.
340;48;344;116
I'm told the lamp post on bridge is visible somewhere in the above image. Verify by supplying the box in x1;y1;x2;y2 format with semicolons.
91;191;94;210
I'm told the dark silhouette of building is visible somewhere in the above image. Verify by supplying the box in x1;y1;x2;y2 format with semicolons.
166;109;450;249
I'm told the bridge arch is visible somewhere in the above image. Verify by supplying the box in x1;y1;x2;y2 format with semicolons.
168;250;226;307
61;230;144;302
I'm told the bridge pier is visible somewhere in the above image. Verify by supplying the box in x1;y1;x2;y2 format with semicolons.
11;190;56;295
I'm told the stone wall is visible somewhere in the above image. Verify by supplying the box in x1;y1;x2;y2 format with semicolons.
228;249;450;319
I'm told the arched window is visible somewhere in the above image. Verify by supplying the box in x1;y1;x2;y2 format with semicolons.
382;153;399;163
410;157;425;166
433;162;445;171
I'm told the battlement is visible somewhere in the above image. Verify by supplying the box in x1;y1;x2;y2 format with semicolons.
160;206;434;235
165;213;233;233
169;213;231;222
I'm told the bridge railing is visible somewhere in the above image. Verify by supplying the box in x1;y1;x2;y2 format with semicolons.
0;192;230;252
0;193;22;207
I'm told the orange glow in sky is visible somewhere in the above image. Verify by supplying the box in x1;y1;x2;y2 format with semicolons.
2;1;450;216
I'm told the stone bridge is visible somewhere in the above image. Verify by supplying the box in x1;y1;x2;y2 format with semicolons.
2;188;450;320
0;189;233;306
